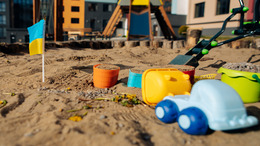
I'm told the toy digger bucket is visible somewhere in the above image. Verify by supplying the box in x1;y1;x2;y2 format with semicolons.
169;55;199;68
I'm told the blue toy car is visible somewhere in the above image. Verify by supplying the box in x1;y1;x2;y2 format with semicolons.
155;80;258;135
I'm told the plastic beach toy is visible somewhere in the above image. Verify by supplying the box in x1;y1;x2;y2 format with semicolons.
218;67;260;103
127;69;143;88
194;74;217;83
155;80;258;135
142;68;191;106
182;69;195;84
93;64;120;88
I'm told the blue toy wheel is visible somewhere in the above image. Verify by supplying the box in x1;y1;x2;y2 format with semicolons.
155;99;179;123
178;107;208;135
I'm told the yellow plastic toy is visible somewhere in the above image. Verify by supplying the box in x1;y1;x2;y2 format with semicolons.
142;68;191;106
194;74;217;83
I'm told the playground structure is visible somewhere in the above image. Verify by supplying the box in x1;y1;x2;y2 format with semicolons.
102;0;177;41
169;0;260;67
33;0;176;42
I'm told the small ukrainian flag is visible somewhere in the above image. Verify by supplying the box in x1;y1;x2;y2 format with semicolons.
27;19;45;56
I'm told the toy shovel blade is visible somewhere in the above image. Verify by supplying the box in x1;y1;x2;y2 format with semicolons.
169;55;199;68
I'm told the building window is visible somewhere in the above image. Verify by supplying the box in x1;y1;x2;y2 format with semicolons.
0;2;6;12
12;0;33;28
71;6;80;12
71;18;79;23
163;1;172;14
103;4;112;12
90;19;95;29
0;28;6;37
103;19;108;30
88;3;97;11
195;2;205;18
0;14;6;24
216;0;230;15
117;21;123;28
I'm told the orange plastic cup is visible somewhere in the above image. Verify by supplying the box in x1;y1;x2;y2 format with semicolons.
93;64;120;88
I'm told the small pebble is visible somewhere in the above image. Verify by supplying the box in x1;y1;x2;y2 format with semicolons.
24;132;34;137
142;134;151;141
99;115;107;120
118;123;124;128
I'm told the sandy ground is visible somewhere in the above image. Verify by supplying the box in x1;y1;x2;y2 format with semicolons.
0;43;260;146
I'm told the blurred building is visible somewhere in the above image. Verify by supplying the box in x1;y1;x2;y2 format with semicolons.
63;0;85;40
0;0;33;43
4;0;256;43
168;0;189;37
0;0;8;42
187;0;254;36
171;0;188;15
0;0;190;43
84;0;118;34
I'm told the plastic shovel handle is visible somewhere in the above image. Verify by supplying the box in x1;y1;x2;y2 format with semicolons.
252;74;260;84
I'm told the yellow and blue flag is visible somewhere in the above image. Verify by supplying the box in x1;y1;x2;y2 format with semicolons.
27;19;45;56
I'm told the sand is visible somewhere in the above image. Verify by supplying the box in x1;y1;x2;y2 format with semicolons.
0;43;260;146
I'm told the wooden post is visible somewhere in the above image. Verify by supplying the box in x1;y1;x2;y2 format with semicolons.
148;0;153;41
113;40;124;48
162;40;172;48
140;40;149;47
127;0;133;41
125;41;137;48
33;0;40;24
172;40;185;49
54;0;63;42
186;28;202;48
151;40;160;48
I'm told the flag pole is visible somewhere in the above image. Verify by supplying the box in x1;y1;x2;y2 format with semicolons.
42;19;46;82
42;52;45;82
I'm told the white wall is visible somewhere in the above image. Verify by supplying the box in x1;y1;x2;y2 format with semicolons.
171;0;189;15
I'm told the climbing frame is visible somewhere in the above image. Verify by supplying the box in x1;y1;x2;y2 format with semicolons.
102;0;177;41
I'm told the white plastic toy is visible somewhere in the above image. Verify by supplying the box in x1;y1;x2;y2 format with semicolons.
155;80;258;135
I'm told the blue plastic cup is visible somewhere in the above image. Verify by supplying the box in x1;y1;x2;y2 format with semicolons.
127;69;143;88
